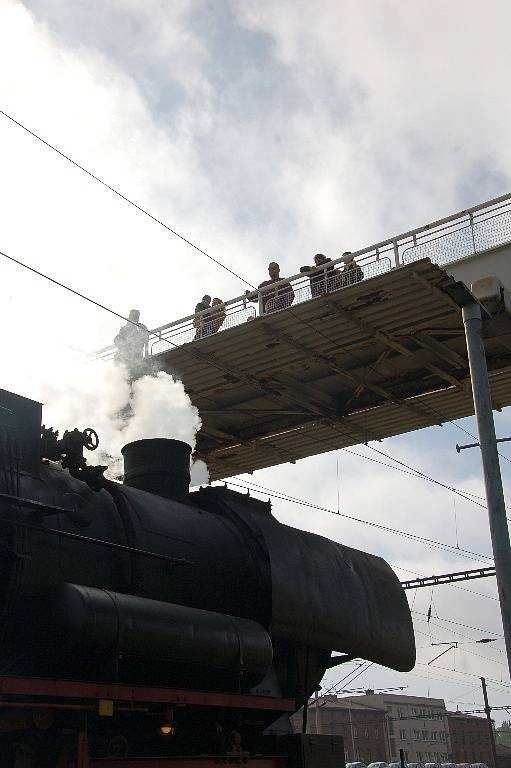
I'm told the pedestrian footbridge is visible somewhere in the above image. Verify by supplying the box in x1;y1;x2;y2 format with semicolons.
98;193;511;480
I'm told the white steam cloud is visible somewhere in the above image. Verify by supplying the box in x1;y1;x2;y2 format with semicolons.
40;358;209;487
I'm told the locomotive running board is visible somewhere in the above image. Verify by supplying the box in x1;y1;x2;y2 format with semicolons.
0;675;296;713
89;760;286;767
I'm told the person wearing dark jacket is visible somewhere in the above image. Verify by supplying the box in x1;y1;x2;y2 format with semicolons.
300;253;337;297
193;294;212;339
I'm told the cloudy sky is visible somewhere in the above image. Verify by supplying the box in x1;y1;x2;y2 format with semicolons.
1;0;511;721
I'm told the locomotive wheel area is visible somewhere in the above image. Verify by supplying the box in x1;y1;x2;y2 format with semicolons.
154;258;511;479
0;675;297;766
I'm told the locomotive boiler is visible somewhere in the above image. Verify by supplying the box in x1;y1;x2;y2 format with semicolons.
0;387;415;764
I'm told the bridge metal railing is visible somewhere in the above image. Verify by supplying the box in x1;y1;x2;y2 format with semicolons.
96;192;511;360
402;196;511;266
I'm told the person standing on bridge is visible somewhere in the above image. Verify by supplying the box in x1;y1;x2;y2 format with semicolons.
193;294;212;339
339;252;364;287
114;309;149;371
247;262;295;314
209;298;226;334
300;253;337;297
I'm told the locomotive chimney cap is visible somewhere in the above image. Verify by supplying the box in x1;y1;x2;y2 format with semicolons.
121;438;192;501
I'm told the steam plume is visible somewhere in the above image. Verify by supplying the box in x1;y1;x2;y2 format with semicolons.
40;358;209;486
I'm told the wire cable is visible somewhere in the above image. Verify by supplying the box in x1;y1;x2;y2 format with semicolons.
3;109;508;511
0;108;254;289
0;248;139;328
224;478;493;562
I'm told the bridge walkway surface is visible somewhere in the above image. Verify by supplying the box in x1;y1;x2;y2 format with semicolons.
97;194;511;480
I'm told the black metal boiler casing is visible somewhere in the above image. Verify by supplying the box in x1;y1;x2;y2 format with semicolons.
0;388;415;703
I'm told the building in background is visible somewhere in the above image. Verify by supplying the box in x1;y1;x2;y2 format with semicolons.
290;696;388;763
496;743;511;768
342;692;450;763
448;712;493;766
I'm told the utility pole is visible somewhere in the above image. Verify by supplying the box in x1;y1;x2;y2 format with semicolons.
463;302;511;676
480;677;498;768
314;690;321;735
348;700;356;761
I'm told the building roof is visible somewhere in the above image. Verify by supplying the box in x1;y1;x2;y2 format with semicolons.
312;696;386;713
347;692;446;707
447;711;488;722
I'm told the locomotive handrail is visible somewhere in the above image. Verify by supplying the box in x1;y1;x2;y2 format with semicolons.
0;491;72;516
0;509;195;566
96;192;511;361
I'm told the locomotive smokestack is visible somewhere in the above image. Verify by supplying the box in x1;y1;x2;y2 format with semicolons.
121;438;191;501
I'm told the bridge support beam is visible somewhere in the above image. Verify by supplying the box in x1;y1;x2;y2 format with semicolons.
463;301;511;676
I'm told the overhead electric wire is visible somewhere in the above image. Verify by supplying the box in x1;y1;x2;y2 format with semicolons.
6;109;511;711
323;661;373;695
223;478;493;562
239;451;495;512
0;248;142;329
412;610;504;639
0;108;254;289
366;444;488;509
0;243;283;390
5;229;498;538
2;107;508;525
414;627;505;666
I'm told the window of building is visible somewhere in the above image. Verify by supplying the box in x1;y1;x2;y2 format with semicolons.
375;728;379;738
399;729;407;740
414;730;420;741
412;707;418;716
398;707;405;718
440;732;446;742
417;751;423;761
365;729;369;739
353;727;358;738
405;752;409;761
422;730;429;741
432;732;438;741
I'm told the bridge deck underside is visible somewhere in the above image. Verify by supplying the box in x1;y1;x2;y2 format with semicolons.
156;259;511;480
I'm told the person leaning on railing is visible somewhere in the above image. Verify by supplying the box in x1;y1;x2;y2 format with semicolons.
338;252;364;287
246;261;295;314
193;294;212;340
209;298;226;334
299;253;338;297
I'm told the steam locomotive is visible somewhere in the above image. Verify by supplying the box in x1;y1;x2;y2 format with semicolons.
0;387;415;765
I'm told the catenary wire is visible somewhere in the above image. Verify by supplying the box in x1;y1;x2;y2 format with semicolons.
4;108;510;471
0;246;284;389
5;230;502;543
5;111;511;713
0;108;254;289
222;478;493;562
3;110;509;509
412;610;504;639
